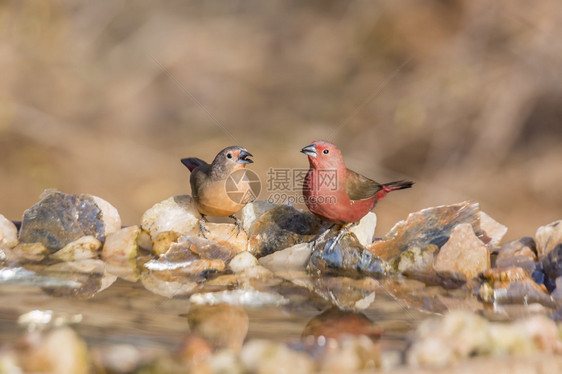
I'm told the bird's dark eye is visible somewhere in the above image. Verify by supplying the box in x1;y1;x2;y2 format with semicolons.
227;153;233;159
323;149;329;154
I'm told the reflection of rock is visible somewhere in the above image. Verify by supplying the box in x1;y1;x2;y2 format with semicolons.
368;201;482;260
248;205;324;257
0;213;18;249
480;211;508;247
141;195;200;242
101;226;140;281
240;340;314;374
309;232;391;279
259;243;313;272
50;236;102;261
311;276;378;310
40;259;117;298
407;311;562;367
187;304;249;351
433;223;490;283
302;307;382;341
17;327;91;374
140;271;199;298
190;289;288;307
19;191;117;252
535;220;562;259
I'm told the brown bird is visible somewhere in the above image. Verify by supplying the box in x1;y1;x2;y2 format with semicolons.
301;140;413;243
181;146;254;237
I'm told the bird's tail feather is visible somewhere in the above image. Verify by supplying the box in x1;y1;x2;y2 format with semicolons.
382;180;414;192
181;157;208;172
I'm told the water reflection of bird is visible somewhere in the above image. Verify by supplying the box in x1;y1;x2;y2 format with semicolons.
181;146;254;237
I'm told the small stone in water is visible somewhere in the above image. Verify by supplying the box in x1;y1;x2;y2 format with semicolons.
248;205;324;257
368;201;482;260
433;223;490;283
50;236;102;262
258;243;313;272
0;214;18;249
19;191;108;252
480;211;508;247
187;304;249;351
535;219;562;259
101;225;140;282
229;251;258;273
141;195;201;242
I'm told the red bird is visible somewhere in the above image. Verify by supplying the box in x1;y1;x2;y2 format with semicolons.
301;140;413;241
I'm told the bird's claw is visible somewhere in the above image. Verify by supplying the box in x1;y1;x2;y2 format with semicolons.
198;216;211;239
229;215;246;237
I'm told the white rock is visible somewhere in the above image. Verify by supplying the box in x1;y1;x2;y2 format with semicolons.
240;200;277;233
229;252;258;273
480;211;507;246
141;195;201;241
0;214;18;249
535;220;562;258
50;236;102;261
90;195;122;236
258;243;313;272
350;212;377;246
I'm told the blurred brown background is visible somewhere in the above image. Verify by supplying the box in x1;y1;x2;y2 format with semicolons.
1;0;561;240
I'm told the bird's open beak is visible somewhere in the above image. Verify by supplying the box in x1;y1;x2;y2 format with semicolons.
301;144;317;158
237;150;254;164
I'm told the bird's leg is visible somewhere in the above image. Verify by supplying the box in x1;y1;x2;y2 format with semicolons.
327;222;357;251
198;215;211;239
229;215;245;237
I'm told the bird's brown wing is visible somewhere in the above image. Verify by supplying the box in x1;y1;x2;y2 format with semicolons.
345;168;382;201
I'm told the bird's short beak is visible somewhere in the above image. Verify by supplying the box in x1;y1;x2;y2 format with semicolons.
301;144;317;158
237;150;254;164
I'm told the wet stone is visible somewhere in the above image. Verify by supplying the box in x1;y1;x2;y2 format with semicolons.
535;219;562;259
0;214;18;249
50;235;102;262
309;232;391;279
5;242;50;263
187;304;249;351
541;243;562;286
259;243;313;272
141;195;201;242
152;231;181;256
19;191;108;252
433;223;490;284
367;201;482;260
101;225;140;282
248;205;324;258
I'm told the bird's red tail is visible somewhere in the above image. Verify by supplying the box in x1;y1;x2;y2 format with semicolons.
374;180;414;201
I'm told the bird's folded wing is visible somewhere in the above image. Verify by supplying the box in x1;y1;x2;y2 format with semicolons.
181;157;208;172
345;168;382;201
